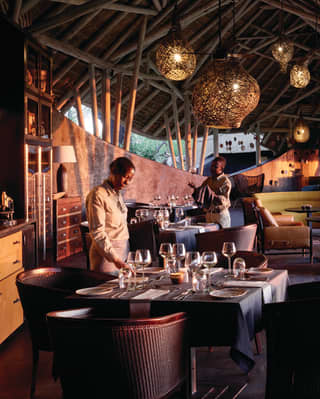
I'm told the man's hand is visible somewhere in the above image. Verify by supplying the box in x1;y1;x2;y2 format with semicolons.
114;258;130;271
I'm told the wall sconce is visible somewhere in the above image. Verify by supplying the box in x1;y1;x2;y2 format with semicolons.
53;145;77;196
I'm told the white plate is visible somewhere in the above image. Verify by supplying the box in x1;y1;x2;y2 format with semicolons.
75;286;114;296
136;267;165;274
247;267;273;274
209;287;248;299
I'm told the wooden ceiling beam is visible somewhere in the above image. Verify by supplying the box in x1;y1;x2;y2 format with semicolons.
37;33;163;80
257;84;320;124
29;1;118;33
152;0;161;12
12;0;22;23
260;0;319;25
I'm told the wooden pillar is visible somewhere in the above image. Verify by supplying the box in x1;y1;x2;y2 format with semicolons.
199;127;209;175
184;92;192;171
255;125;261;165
172;93;184;170
89;64;99;137
113;73;123;147
192;122;198;171
213;129;219;158
124;16;147;151
101;69;111;143
74;88;84;128
164;113;177;168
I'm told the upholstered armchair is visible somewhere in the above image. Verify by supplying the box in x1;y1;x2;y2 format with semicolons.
253;204;311;261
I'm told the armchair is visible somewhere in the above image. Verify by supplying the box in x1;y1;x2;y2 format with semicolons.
47;307;188;399
253;204;311;261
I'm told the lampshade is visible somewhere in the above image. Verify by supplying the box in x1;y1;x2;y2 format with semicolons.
271;36;294;73
53;145;77;163
156;29;196;81
53;146;76;194
192;58;260;128
290;62;310;88
293;117;310;143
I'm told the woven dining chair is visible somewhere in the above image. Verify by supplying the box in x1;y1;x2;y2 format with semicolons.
46;307;189;399
16;267;112;398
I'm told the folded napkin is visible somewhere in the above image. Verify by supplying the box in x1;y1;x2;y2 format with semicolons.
183;225;205;233
223;280;272;303
131;289;170;300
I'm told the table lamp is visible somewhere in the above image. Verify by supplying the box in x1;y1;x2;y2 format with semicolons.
53;145;77;195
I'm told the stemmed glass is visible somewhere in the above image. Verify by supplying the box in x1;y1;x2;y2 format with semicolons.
126;251;137;291
135;209;142;222
173;243;186;270
201;251;218;291
159;243;173;275
135;249;151;289
163;208;170;228
185;251;201;290
222;242;236;277
140;209;149;221
175;207;184;222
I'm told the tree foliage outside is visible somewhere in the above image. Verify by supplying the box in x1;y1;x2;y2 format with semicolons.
64;106;185;166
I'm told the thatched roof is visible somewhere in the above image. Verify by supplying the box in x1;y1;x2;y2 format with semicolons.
2;0;320;153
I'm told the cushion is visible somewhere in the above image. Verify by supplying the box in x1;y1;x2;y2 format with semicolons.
259;207;279;227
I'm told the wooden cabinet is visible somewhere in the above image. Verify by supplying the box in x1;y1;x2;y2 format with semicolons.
0;231;24;344
54;197;82;261
0;17;53;265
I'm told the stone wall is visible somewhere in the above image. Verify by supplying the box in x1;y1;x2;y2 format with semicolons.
52;110;206;218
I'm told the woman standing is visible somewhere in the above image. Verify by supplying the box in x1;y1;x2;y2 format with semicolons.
86;157;135;275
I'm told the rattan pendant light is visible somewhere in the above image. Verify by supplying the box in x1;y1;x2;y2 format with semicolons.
271;36;294;73
156;3;196;81
293;116;310;143
271;0;294;73
192;0;260;128
192;57;260;128
290;61;310;88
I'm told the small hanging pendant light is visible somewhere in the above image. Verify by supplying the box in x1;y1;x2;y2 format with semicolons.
290;61;310;88
293;116;310;143
271;35;294;73
192;57;260;128
156;3;196;81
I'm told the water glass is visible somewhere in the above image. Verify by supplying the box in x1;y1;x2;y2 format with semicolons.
126;251;137;290
185;251;201;289
233;257;246;279
222;242;236;277
135;209;142;222
173;243;186;269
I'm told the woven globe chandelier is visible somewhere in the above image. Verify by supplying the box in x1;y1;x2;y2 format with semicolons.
192;57;260;128
293;116;310;143
290;62;310;88
156;3;196;81
156;33;196;80
271;36;294;73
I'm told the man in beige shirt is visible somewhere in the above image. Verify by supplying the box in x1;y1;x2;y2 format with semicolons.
86;157;135;275
189;156;232;228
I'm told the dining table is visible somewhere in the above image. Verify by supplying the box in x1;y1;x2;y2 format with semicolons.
67;264;288;398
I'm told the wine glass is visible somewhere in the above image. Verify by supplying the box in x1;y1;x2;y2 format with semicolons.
140;209;149;221
135;209;142;222
185;251;201;290
135;249;151;289
222;242;236;277
175;207;184;222
201;251;218;291
233;257;246;279
163;208;170;228
173;243;186;270
126;251;137;290
159;243;173;275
